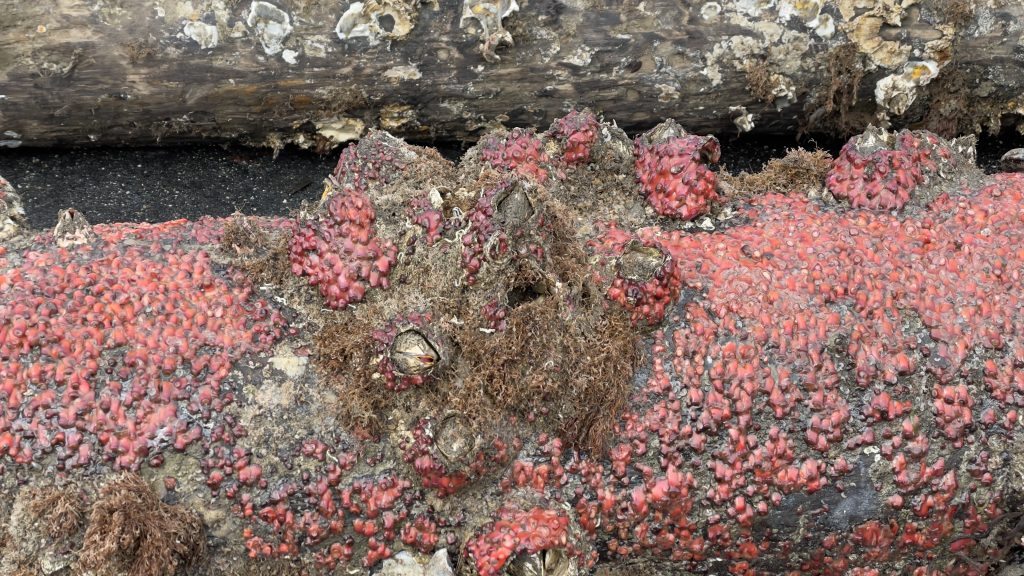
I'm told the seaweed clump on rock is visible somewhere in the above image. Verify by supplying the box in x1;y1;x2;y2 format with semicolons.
79;473;207;576
1;475;205;576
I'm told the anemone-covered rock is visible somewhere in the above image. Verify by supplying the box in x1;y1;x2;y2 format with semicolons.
2;119;1024;576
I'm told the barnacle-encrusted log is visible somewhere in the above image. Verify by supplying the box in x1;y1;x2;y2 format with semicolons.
2;0;1024;148
3;114;1024;576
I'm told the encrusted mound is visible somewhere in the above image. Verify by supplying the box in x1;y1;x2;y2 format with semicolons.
548;109;601;166
634;119;721;221
313;149;641;452
2;118;1024;576
826;125;978;211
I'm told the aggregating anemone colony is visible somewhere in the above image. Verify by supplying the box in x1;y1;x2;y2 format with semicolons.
1;111;1024;575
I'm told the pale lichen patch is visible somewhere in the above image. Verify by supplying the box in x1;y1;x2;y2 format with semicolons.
270;355;308;380
840;0;919;69
303;37;330;58
777;0;823;24
656;84;680;102
380;104;416;131
847;14;911;68
700;2;722;21
315;117;366;145
733;0;775;18
383;65;423;82
562;46;595;67
777;0;835;38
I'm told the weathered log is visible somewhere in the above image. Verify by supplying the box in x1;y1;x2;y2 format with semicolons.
1;0;1024;149
2;116;1024;576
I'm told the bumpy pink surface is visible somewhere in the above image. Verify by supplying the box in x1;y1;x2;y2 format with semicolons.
634;130;720;220
0;219;284;472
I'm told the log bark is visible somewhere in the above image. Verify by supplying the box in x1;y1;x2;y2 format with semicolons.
1;0;1024;149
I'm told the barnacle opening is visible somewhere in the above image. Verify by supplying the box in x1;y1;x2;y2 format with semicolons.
377;13;396;32
389;329;439;376
616;241;667;283
506;548;576;576
435;414;477;465
505;275;552;309
495;182;535;227
697;135;722;164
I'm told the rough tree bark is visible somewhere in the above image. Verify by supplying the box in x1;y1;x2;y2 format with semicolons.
1;0;1024;149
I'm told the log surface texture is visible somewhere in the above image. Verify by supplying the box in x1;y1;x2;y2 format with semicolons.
1;0;1024;148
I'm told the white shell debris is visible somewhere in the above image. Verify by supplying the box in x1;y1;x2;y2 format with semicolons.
246;1;293;56
377;549;454;576
336;0;421;46
809;13;835;38
730;105;755;132
874;60;940;117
